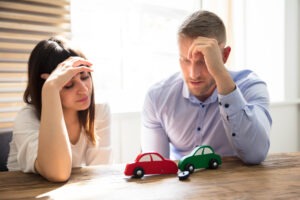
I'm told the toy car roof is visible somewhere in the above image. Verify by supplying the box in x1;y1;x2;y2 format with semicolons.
190;145;215;155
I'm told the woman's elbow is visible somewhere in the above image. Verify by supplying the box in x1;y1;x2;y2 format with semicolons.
35;158;72;182
37;164;71;182
43;170;71;182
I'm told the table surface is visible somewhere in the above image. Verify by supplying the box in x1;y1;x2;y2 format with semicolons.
0;152;300;200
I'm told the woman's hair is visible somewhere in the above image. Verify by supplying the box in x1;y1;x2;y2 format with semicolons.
24;37;96;144
178;10;226;44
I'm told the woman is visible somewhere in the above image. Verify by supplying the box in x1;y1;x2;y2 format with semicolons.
7;37;112;182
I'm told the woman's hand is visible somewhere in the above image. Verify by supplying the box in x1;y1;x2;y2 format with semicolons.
41;56;93;91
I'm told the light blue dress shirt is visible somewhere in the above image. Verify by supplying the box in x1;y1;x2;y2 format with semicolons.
141;70;272;164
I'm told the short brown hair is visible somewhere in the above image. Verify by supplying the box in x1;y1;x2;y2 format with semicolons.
178;10;226;43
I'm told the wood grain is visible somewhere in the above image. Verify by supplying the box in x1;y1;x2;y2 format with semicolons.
0;152;299;200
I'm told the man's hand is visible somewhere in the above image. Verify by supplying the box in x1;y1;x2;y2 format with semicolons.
187;36;235;95
187;36;226;78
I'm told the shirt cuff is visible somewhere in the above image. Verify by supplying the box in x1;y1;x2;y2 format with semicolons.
217;87;247;116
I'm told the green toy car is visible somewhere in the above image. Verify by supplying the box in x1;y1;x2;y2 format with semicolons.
178;145;222;173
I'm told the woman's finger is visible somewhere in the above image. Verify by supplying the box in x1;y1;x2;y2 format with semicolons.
60;56;93;68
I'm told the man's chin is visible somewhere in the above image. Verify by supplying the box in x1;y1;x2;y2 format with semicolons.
188;87;202;96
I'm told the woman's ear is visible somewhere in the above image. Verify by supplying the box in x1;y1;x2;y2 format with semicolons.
40;73;50;80
223;46;231;63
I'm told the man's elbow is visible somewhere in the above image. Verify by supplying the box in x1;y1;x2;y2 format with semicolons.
242;151;267;165
241;145;269;165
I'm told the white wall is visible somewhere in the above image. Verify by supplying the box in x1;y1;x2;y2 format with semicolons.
269;102;300;153
111;112;141;163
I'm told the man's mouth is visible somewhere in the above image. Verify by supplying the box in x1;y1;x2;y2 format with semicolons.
189;80;203;86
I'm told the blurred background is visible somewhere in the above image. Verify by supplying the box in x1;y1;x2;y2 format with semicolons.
0;0;299;163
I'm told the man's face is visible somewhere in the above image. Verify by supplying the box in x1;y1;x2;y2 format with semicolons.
178;37;216;101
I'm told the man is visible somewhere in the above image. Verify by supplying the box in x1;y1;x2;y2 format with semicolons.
141;10;272;164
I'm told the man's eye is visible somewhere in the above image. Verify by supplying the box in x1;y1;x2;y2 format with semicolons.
196;60;205;65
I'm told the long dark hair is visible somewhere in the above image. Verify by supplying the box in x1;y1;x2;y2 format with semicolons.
23;37;96;144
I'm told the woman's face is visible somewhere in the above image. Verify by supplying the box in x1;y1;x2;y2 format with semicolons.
60;71;93;112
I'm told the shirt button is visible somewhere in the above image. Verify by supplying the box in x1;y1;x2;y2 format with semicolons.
219;102;222;106
232;133;236;137
225;103;230;108
201;105;205;108
197;127;201;131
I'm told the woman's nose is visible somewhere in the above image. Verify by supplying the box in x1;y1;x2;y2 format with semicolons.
77;81;88;94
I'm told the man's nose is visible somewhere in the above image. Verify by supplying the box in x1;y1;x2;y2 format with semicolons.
189;62;201;79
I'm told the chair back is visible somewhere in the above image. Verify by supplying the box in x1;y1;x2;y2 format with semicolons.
0;131;13;171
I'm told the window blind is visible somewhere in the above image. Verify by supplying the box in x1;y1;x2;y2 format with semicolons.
0;0;70;132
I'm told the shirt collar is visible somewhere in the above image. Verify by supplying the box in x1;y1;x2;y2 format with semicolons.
182;80;218;105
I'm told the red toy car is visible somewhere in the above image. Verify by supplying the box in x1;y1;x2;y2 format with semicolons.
124;152;178;178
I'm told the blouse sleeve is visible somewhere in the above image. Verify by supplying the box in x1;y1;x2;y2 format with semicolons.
85;103;112;165
8;105;39;173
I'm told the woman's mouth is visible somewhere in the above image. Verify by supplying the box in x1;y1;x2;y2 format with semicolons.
77;96;89;102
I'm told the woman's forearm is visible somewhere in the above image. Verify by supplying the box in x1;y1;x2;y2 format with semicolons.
35;83;72;182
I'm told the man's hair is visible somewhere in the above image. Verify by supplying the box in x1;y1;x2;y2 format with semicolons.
178;10;226;43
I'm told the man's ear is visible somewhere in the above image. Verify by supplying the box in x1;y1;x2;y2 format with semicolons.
223;46;231;63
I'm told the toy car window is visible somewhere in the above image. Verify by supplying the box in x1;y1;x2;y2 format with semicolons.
139;155;151;162
195;148;203;156
151;154;162;161
203;148;213;154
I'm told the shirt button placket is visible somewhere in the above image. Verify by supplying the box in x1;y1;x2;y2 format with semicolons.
195;103;205;145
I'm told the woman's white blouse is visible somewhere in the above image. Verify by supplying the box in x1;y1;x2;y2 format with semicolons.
7;103;112;173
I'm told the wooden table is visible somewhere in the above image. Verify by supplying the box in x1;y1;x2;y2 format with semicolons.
1;152;300;200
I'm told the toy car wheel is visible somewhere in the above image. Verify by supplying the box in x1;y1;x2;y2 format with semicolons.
209;159;219;169
133;167;144;178
185;164;195;174
178;171;190;181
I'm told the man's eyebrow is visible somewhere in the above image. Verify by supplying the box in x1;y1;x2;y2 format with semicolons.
179;55;189;60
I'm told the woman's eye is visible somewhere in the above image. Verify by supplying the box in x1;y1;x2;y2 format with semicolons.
81;75;90;81
64;83;74;89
